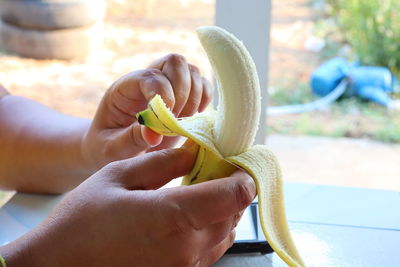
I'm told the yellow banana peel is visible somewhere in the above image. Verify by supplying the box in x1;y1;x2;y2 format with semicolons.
136;26;305;267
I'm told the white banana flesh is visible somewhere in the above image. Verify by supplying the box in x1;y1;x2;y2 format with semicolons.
196;26;261;157
136;26;305;267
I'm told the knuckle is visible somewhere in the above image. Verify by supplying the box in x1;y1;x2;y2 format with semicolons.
166;53;187;65
190;73;202;91
201;81;213;102
202;78;212;95
234;179;254;209
202;77;210;86
101;159;123;178
142;68;163;78
233;212;241;228
175;207;201;233
181;100;200;117
143;72;164;86
175;89;189;102
140;70;175;106
185;97;200;111
189;64;200;74
160;195;196;234
172;212;200;237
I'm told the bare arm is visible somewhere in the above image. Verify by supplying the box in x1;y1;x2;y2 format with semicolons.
0;54;212;194
0;89;91;193
0;147;255;267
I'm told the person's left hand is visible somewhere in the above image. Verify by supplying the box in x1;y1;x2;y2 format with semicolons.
81;54;212;170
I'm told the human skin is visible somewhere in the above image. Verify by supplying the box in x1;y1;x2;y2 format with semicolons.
0;54;256;266
0;54;212;193
0;146;256;267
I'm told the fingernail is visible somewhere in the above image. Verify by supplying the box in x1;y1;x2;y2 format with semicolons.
141;126;164;147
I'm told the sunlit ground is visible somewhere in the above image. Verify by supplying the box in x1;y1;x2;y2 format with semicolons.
0;0;215;118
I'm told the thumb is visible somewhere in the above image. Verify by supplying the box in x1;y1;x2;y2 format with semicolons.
125;122;164;148
106;144;198;190
105;123;163;161
163;170;256;229
141;126;164;147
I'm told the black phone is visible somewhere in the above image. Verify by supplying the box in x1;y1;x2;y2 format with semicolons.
225;202;273;254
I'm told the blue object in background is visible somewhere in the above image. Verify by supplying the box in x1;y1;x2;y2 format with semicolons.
311;57;350;97
356;86;393;106
310;57;398;107
268;57;399;115
347;66;398;107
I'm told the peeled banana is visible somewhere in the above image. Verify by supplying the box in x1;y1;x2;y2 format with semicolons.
136;26;305;267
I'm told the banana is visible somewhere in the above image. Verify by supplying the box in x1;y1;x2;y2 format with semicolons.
136;26;305;266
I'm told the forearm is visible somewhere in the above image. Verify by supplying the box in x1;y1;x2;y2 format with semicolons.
0;224;50;267
0;94;92;193
0;237;33;267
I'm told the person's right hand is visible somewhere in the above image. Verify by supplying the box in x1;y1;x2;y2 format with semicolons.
1;145;256;267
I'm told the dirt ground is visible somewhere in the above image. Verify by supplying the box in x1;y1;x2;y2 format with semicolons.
0;0;215;117
0;0;321;117
0;0;398;193
269;0;321;88
268;134;400;191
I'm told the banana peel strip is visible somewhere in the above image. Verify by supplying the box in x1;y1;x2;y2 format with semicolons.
137;95;304;267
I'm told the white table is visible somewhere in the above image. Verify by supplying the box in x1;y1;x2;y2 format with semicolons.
1;184;400;266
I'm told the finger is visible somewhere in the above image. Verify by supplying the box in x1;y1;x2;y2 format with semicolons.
141;127;164;147
106;145;198;190
201;230;236;267
179;64;203;117
181;138;197;148
165;169;256;229
147;54;169;69
198;77;213;112
139;69;176;109
159;54;191;115
146;136;182;152
100;122;164;164
99;122;151;163
112;69;175;109
150;137;196;152
96;70;175;129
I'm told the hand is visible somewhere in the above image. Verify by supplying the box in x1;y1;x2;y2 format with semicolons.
1;146;256;267
81;54;212;170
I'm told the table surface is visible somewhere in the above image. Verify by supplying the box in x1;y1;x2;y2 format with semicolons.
1;183;400;267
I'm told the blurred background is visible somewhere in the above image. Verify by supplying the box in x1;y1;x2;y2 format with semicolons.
0;0;399;205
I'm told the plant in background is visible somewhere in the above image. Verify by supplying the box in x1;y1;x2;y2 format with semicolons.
329;0;400;76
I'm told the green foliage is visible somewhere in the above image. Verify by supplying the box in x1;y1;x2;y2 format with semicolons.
269;83;316;106
268;96;400;143
374;121;400;143
267;0;400;143
329;0;400;75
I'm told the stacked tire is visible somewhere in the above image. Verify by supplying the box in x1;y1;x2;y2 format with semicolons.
0;0;106;60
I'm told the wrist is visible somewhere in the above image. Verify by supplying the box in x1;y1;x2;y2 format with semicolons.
80;127;106;172
0;239;35;267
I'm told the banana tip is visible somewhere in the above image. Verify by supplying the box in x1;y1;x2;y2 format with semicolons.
137;114;145;125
